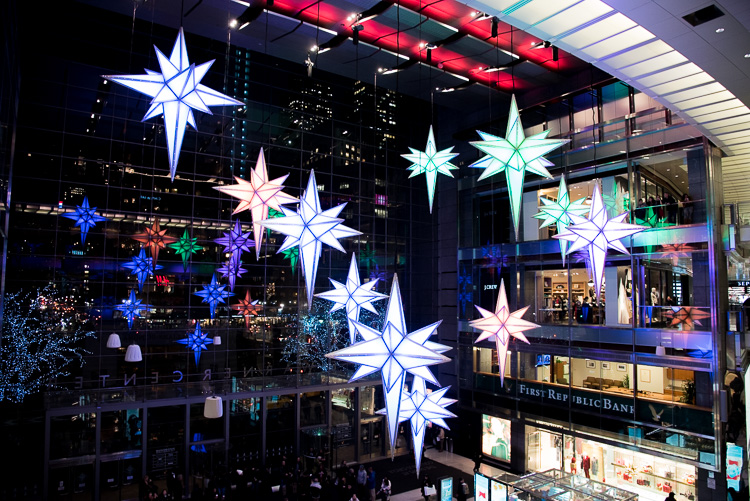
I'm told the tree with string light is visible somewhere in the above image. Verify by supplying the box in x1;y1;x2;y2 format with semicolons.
0;287;95;403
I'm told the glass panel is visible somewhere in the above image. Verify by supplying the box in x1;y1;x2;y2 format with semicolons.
100;409;142;454
50;413;97;460
301;391;327;427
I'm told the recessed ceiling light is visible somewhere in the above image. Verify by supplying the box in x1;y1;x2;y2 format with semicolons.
745;53;750;58
675;175;679;178
716;28;725;33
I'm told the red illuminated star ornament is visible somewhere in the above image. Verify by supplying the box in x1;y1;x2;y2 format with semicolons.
232;290;262;329
470;279;539;384
666;306;710;331
133;218;177;267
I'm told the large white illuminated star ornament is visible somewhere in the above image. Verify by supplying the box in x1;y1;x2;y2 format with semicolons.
103;28;243;181
401;125;459;214
378;386;456;477
214;148;298;259
326;274;449;454
533;176;589;263
316;253;388;344
61;197;108;244
470;95;569;238
470;279;539;384
259;170;361;308
554;184;647;300
116;289;153;330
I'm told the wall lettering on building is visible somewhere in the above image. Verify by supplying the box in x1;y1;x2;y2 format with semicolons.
484;284;498;291
518;383;634;415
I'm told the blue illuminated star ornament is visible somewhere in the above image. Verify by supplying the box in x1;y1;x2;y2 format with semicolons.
116;289;153;330
61;197;108;244
103;28;244;181
194;273;235;319
176;322;213;365
326;274;450;454
378;383;456;477
316;253;388;344
470;279;538;384
533;176;589;263
259;170;361;308
554;183;647;300
401;125;459;214
470;95;569;238
123;248;163;292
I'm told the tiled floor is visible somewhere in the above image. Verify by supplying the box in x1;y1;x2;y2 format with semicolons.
389;448;505;501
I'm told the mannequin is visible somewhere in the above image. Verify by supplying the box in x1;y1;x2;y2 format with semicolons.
581;455;591;478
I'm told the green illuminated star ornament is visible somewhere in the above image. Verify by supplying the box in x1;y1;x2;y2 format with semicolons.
401;125;459;213
170;229;201;271
533;176;589;263
470;95;570;238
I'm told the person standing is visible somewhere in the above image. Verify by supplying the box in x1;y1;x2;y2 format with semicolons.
367;467;377;501
356;465;367;501
457;478;469;501
473;453;481;473
421;475;434;501
437;427;445;452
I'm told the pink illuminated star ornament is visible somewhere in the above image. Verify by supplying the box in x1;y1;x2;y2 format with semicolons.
259;170;361;308
470;95;569;238
554;184;647;300
401;125;459;214
470;279;538;384
103;28;243;181
316;253;388;344
326;274;449;455
133;219;177;268
214;148;298;259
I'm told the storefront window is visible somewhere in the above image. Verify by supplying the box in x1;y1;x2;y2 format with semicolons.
266;394;296;455
481;414;511;462
190;402;224;442
331;388;356;464
50;413;97;460
300;391;327;427
101;409;142;454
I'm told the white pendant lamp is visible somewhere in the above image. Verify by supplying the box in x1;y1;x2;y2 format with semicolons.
106;333;121;348
125;344;143;362
204;396;223;418
213;335;221;346
655;345;666;356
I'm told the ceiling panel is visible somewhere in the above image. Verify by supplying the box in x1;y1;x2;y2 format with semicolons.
557;13;636;49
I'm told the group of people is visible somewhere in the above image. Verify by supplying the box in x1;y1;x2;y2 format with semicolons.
634;193;693;225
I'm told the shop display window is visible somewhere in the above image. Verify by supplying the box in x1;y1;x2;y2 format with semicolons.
613;450;696;500
481;414;511;462
101;409;142;454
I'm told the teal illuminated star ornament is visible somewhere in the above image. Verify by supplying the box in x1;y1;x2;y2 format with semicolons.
326;274;449;454
116;289;153;330
170;229;200;271
316;253;388;344
378;385;456;477
554;184;647;300
401;125;459;214
61;197;108;244
259;170;361;308
103;28;243;181
470;95;570;238
533;176;589;263
194;273;235;319
123;248;163;291
176;322;213;365
470;279;538;384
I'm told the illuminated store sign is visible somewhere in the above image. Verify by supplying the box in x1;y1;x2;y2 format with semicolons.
518;382;634;415
475;473;489;500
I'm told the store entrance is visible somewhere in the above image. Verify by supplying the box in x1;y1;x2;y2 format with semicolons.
359;417;384;460
99;455;141;501
49;463;94;501
527;430;562;472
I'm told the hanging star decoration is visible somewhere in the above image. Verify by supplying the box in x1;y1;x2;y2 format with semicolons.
661;243;694;266
115;289;153;330
326;274;450;457
60;197;108;244
378;383;456;477
316;253;388;344
214;148;298;259
194;273;234;319
133;218;177;268
123;248;163;291
259;169;361;308
232;290;262;329
281;246;299;274
665;306;710;331
103;28;243;181
215;219;253;257
458;265;473;316
554;183;648;300
533;176;589;263
170;229;200;271
217;254;247;292
401;125;459;214
176;322;213;365
359;242;377;275
470;279;539;384
470;95;570;238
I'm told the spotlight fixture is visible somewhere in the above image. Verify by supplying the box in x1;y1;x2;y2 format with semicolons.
229;19;238;28
235;6;263;30
531;40;551;49
715;27;724;33
553;46;559;61
491;17;499;38
352;24;363;45
426;48;432;64
481;65;507;73
305;54;314;77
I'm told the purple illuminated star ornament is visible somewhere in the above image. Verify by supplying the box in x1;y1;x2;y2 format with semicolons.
470;279;538;384
217;254;247;292
103;28;243;181
215;220;253;258
326;274;450;456
123;248;163;292
176;322;213;365
316;253;388;344
115;289;153;330
554;184;647;300
61;197;108;244
194;273;234;319
259;170;361;308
